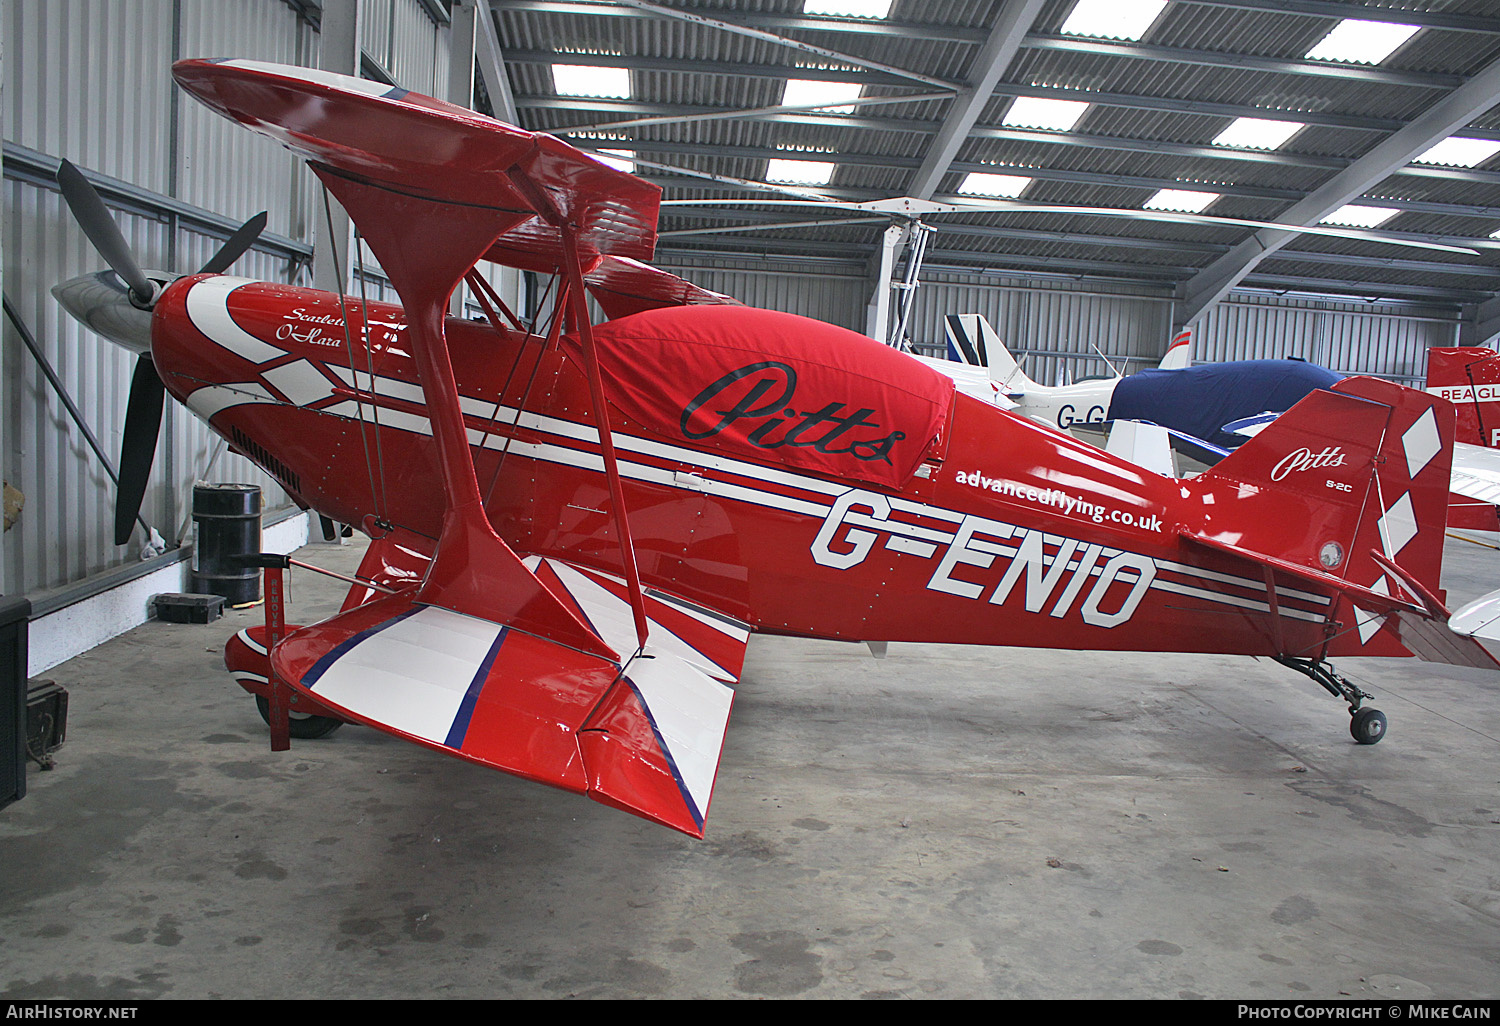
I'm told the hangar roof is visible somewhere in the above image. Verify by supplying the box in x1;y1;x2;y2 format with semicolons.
479;0;1500;311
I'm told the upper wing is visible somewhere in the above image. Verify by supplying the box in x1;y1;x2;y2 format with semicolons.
172;58;661;273
584;255;744;320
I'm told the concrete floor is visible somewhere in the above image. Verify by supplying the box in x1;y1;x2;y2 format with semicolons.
2;533;1499;1000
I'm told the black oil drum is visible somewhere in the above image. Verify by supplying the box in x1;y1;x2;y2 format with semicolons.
190;484;262;606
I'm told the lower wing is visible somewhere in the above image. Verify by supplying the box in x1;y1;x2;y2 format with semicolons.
269;553;750;838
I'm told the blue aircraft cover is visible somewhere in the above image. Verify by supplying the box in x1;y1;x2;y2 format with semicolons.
1107;359;1343;449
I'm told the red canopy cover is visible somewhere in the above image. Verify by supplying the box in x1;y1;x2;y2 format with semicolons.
577;305;953;489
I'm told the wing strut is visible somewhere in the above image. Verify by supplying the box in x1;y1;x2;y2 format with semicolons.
310;165;615;661
563;231;650;651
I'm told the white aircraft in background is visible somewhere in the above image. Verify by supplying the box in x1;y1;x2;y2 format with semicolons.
941;314;1342;451
944;314;1191;430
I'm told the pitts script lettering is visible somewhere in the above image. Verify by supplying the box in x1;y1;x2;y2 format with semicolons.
680;362;906;463
1271;446;1347;482
811;489;1156;629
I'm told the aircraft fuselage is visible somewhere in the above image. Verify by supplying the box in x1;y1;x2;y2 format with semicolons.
152;273;1418;662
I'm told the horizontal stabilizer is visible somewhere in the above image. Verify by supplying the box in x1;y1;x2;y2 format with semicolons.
1391;609;1499;669
1450;441;1500;505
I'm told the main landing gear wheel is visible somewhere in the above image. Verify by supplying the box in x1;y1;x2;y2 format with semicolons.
1349;707;1388;745
255;695;344;740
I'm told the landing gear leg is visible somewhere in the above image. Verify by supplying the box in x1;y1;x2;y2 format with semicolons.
1273;656;1387;745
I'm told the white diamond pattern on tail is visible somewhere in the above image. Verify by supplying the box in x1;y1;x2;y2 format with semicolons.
1402;407;1441;481
1354;576;1392;645
1378;491;1419;560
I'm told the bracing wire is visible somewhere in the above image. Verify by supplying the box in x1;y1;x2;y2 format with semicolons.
321;188;386;524
353;232;391;520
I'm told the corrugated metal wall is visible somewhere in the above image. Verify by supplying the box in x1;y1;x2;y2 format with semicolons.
1194;294;1461;387
653;256;870;334
904;270;1175;386
2;0;456;598
1;0;1469;604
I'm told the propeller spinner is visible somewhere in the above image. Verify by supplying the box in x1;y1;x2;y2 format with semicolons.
51;159;268;546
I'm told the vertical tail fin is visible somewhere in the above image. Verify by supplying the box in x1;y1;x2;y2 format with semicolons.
944;314;1035;392
1184;376;1454;611
1425;346;1500;447
1158;326;1192;370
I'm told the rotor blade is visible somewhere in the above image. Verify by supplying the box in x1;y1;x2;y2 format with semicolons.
933;200;1482;255
55;159;157;302
115;356;165;546
660;197;1480;255
199;211;268;274
660;215;888;237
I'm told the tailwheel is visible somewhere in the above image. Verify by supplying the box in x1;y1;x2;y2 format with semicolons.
254;695;344;740
1349;707;1388;745
1273;656;1385;744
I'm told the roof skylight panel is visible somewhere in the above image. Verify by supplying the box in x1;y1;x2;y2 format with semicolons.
1413;137;1500;168
1059;0;1169;42
957;173;1032;198
802;0;893;17
1320;204;1400;228
1143;189;1219;213
766;158;837;186
551;64;631;98
782;79;864;114
595;149;636;173
1002;97;1091;132
1304;20;1420;64
1212;118;1305;151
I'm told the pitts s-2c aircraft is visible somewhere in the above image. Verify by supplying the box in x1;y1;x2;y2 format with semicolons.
49;59;1500;838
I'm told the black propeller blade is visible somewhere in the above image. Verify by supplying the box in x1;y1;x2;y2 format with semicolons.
55;160;157;306
200;211;267;274
114;357;166;546
55;159;270;547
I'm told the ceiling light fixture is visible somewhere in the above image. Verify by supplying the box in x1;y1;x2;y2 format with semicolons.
1002;96;1090;132
1211;117;1305;151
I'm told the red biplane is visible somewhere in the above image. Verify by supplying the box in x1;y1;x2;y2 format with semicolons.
50;59;1500;838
